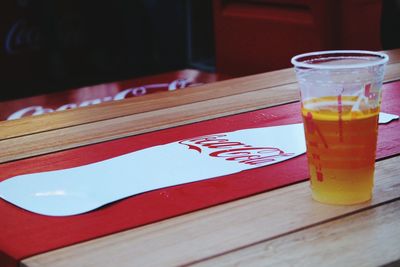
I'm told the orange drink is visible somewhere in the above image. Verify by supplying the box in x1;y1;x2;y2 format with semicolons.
302;96;379;204
292;50;388;205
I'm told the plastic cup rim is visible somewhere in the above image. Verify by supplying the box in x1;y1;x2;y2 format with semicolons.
291;50;389;70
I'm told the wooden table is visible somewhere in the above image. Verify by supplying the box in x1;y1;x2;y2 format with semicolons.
1;49;400;267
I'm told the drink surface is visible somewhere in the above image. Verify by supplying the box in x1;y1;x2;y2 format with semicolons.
301;96;379;204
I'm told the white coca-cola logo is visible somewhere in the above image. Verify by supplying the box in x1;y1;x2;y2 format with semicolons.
7;79;198;120
179;134;294;166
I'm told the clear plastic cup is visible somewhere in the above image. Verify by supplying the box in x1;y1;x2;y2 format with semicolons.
291;50;389;205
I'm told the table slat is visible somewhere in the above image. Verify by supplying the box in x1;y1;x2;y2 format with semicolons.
3;61;400;164
191;200;400;267
0;68;297;140
0;83;299;163
21;156;400;267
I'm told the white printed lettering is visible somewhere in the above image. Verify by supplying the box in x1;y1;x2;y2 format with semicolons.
56;103;78;111
7;106;54;120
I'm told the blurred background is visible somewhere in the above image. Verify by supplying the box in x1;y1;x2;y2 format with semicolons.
0;0;399;102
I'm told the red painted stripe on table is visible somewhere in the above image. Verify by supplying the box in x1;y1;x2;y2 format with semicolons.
0;81;399;267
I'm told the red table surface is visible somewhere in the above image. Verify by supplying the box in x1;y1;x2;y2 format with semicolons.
0;81;399;267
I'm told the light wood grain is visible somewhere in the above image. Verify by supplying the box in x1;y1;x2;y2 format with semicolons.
21;156;400;267
385;48;400;63
0;68;296;140
191;199;400;267
2;61;400;164
383;62;400;83
0;83;300;163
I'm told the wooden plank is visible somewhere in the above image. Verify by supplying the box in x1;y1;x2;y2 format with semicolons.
2;59;400;164
385;48;400;63
384;62;400;83
0;68;296;140
0;83;300;163
2;48;400;141
191;200;400;267
21;156;400;267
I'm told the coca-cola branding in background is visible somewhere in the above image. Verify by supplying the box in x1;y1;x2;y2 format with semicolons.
0;69;225;121
0;1;192;101
5;18;41;54
0;123;307;216
3;1;40;54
